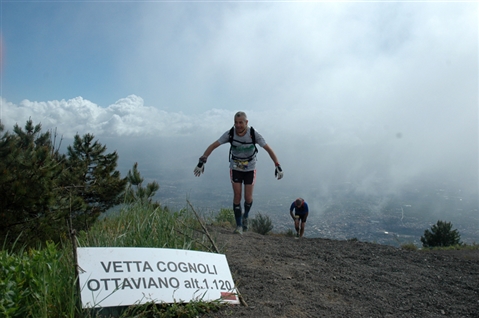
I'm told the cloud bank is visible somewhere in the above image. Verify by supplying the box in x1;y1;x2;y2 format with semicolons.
1;95;232;138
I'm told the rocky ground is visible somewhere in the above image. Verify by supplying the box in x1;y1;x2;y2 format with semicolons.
204;226;479;318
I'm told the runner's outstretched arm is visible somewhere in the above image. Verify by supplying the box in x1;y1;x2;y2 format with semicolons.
194;141;221;177
202;141;221;159
263;144;280;165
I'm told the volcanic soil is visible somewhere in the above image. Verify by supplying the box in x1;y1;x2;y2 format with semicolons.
204;225;479;318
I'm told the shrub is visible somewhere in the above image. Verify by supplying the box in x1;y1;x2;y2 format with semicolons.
401;242;418;251
251;213;273;235
284;229;295;237
420;220;462;248
213;208;235;227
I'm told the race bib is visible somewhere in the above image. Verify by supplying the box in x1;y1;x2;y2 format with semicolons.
232;159;249;170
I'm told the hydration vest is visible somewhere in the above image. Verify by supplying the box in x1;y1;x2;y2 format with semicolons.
228;126;258;161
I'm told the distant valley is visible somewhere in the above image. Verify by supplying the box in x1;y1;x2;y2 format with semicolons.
152;172;479;247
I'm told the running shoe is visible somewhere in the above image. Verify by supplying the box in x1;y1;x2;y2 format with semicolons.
233;226;243;235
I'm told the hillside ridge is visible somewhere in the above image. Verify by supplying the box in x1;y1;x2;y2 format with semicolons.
205;226;479;317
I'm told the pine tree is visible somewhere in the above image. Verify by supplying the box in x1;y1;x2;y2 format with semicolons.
124;162;160;205
64;133;127;231
1;120;131;248
0;120;65;246
420;220;462;248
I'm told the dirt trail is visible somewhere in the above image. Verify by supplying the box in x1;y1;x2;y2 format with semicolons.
204;226;479;318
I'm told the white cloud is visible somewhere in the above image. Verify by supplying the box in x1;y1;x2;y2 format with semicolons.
1;95;235;138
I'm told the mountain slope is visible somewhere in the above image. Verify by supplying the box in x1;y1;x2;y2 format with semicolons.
205;226;479;317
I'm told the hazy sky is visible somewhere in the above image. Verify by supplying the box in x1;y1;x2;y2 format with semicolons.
1;1;478;205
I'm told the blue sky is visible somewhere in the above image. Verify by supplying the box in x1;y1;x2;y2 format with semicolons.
0;1;478;208
1;1;139;106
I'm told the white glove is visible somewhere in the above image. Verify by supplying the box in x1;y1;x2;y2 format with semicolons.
275;165;283;180
194;156;207;177
194;163;204;177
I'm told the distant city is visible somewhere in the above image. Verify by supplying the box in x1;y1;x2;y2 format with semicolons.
152;173;479;248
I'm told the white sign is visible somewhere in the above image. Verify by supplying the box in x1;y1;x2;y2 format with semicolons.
77;247;239;308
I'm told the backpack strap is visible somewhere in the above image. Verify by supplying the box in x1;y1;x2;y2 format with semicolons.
228;126;235;144
250;126;256;145
228;127;234;161
250;126;258;156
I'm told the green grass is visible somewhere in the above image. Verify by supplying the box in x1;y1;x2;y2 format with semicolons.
78;202;208;250
0;202;229;317
209;208;235;228
0;241;77;318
